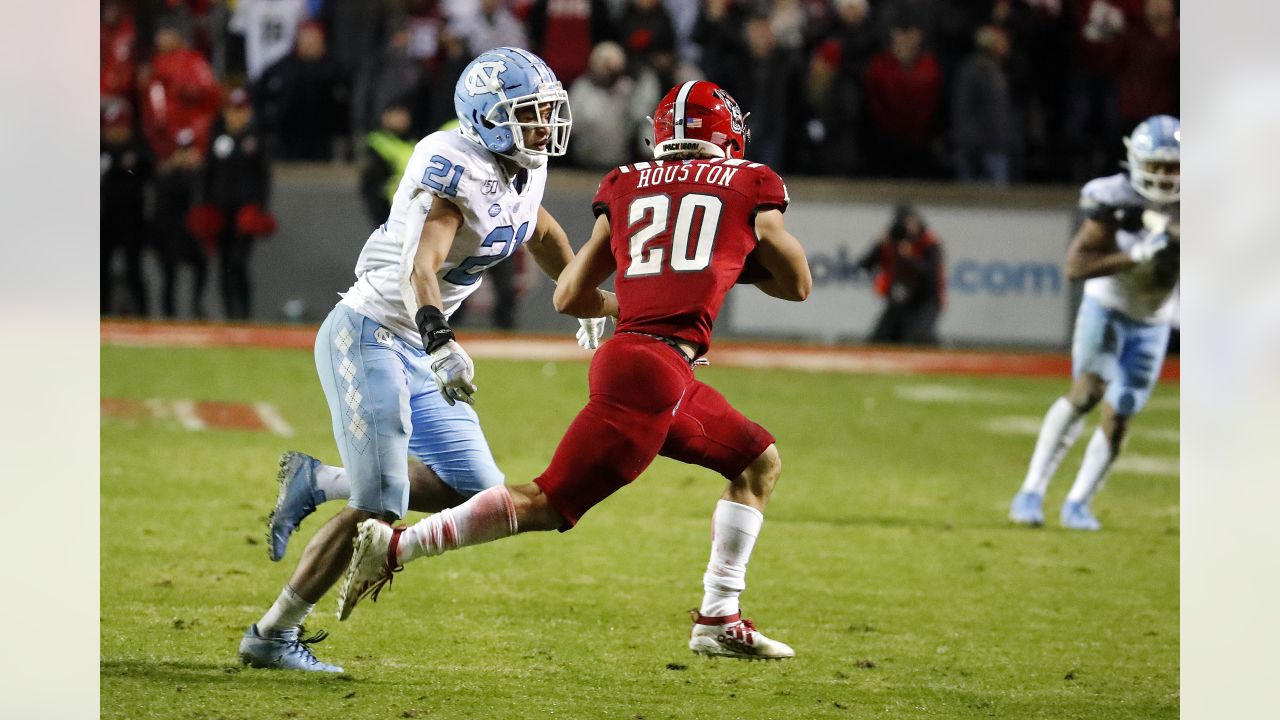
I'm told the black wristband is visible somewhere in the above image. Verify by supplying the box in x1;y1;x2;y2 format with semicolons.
415;305;455;354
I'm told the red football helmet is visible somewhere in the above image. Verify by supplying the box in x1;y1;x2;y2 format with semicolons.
651;81;749;160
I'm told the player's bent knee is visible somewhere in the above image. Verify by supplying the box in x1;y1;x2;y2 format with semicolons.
508;483;565;532
1069;377;1106;411
737;444;781;496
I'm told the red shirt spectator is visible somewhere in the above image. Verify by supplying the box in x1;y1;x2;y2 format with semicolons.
864;25;941;147
1115;0;1178;124
101;0;138;102
528;0;611;87
141;22;222;161
1070;0;1142;74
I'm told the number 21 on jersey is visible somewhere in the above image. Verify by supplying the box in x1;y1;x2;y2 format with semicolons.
625;194;723;277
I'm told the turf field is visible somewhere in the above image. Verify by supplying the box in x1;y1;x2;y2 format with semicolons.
101;340;1178;719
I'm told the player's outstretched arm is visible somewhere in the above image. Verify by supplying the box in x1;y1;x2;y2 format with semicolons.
529;207;616;348
752;209;812;301
524;206;577;280
553;214;619;319
1065;218;1141;280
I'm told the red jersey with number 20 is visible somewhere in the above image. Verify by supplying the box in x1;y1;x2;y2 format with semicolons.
591;157;789;357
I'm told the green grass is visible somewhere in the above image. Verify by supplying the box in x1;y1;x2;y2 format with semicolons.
101;345;1178;719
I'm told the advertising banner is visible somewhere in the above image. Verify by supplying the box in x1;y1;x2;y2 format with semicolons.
726;201;1076;347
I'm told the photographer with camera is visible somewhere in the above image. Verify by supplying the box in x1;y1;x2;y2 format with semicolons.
856;202;946;344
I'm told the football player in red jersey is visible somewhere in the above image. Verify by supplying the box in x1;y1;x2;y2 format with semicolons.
338;81;812;661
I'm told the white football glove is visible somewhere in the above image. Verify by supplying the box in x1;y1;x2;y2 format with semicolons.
576;317;608;350
1128;232;1170;264
428;340;477;405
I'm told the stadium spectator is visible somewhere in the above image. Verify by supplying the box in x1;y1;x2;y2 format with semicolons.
451;0;529;55
1064;0;1138;180
856;203;945;344
101;101;154;317
228;0;309;83
729;13;801;169
359;100;416;228
101;0;139;107
527;0;616;86
794;38;860;175
951;25;1016;186
255;21;349;161
139;16;223;163
422;23;478;132
202;88;273;320
1014;0;1073;181
351;23;426;140
831;0;879;76
663;0;703;68
337;79;810;664
567;41;638;169
1113;0;1179;127
618;0;679;89
318;0;394;87
864;21;942;177
691;0;750;89
154;128;209;319
403;0;446;64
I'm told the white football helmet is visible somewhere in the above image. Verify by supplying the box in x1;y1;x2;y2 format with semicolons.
1123;115;1180;204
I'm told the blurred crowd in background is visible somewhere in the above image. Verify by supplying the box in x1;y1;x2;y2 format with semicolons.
101;0;1178;320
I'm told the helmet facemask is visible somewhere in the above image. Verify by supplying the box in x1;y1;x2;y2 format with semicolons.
1125;146;1180;203
483;85;572;169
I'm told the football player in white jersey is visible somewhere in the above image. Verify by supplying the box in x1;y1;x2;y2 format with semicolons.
1009;115;1180;531
239;47;609;672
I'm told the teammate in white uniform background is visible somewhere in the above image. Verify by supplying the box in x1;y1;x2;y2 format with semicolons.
239;47;609;672
1009;115;1180;531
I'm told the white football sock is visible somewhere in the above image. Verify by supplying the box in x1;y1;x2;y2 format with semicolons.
1020;397;1085;495
257;586;313;636
315;464;350;501
700;500;764;618
1066;427;1117;504
397;485;518;564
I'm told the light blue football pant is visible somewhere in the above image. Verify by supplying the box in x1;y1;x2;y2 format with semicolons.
314;304;504;519
1071;295;1172;416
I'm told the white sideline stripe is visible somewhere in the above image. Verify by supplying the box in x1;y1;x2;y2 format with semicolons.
895;383;1030;405
983;416;1179;444
254;403;295;437
143;398;168;420
170;400;205;431
1112;455;1180;476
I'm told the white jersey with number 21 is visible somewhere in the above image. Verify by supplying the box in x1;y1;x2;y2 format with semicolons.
339;130;547;349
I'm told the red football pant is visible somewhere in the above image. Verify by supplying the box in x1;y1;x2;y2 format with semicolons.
534;334;774;527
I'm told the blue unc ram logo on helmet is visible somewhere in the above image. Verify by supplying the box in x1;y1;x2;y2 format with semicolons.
1124;114;1180;204
453;47;572;169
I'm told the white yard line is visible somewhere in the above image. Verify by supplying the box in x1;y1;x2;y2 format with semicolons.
169;400;206;431
253;402;295;437
894;383;1033;405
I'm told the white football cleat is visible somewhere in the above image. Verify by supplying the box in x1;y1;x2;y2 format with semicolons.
336;519;403;621
689;610;795;660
